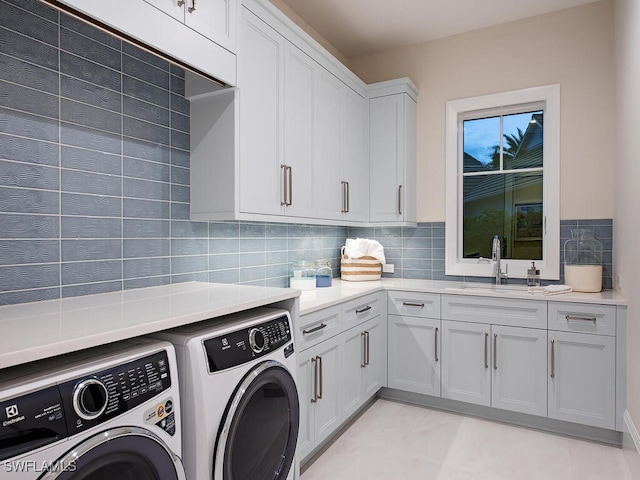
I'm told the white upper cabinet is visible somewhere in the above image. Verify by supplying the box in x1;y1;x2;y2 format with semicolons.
238;8;285;216
368;79;418;225
58;0;237;84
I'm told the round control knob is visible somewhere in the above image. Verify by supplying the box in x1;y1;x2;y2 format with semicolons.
73;378;109;421
249;328;265;354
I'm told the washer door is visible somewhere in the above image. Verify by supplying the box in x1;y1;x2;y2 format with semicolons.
214;361;299;480
38;426;185;480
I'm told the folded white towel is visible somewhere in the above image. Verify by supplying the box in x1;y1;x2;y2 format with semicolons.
343;238;386;265
528;285;573;296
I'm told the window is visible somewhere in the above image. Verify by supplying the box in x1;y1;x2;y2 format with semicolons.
445;85;560;280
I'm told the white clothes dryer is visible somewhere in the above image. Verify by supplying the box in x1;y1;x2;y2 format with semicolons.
0;338;184;479
153;307;299;480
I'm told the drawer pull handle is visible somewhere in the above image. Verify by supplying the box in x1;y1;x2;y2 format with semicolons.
361;331;367;368
356;306;372;314
402;302;425;308
317;355;323;400
435;327;439;362
303;323;327;335
494;333;498;370
565;314;597;323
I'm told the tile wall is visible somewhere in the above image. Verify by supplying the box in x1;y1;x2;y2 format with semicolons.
0;0;613;306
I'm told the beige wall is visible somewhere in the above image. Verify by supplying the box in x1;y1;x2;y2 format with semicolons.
349;1;615;222
615;0;640;474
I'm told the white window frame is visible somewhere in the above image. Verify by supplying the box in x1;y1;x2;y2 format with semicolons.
445;84;560;280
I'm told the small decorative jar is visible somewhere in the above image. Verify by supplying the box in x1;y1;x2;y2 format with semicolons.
314;260;332;287
290;261;316;290
563;229;603;292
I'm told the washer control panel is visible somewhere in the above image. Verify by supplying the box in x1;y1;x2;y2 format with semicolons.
204;314;292;373
58;350;172;435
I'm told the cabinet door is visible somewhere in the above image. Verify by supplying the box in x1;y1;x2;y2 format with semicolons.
283;43;316;219
238;9;284;215
362;315;387;398
296;347;316;462
388;315;440;396
341;326;367;419
313;335;343;447
184;0;236;52
341;86;367;222
313;68;343;220
441;320;491;406
548;331;616;429
369;94;404;223
491;325;547;417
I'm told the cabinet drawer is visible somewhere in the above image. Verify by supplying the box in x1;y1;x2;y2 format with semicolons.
442;294;546;329
548;302;616;336
298;305;341;351
343;292;385;330
388;291;440;318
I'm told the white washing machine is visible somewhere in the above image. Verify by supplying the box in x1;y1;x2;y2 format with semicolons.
0;338;184;479
153;307;299;480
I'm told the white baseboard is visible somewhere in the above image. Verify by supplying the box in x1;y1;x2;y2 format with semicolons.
623;410;640;479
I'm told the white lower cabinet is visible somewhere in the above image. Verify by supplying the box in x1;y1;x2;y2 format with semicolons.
341;315;387;419
297;334;342;462
491;325;548;417
441;320;491;406
440;320;548;416
297;292;387;463
388;315;441;396
548;330;616;429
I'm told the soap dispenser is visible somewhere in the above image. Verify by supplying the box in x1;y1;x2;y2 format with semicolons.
527;262;540;287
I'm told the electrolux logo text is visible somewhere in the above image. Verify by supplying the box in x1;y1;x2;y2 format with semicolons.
3;404;25;427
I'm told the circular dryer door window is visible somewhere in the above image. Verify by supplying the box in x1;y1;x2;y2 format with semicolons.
215;361;300;480
38;426;185;480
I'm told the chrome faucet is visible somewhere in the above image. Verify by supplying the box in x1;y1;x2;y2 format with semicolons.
491;235;508;284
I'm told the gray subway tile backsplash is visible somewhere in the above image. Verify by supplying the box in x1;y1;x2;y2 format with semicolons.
0;0;615;305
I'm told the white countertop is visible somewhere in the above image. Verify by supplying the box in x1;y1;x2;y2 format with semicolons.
299;278;627;315
0;282;300;370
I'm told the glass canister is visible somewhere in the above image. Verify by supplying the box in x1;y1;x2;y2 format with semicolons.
290;261;316;290
314;260;332;287
563;229;603;292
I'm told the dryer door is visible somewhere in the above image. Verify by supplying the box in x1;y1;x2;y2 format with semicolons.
214;361;299;480
38;426;185;480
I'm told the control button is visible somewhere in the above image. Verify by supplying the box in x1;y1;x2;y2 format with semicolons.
73;378;109;421
131;390;140;398
140;387;148;394
165;400;173;414
249;328;265;354
123;393;131;401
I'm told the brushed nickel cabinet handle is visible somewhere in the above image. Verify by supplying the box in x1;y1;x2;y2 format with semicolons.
346;181;350;213
365;331;370;366
402;302;425;308
356;305;372;314
565;314;597;323
398;185;403;215
188;0;196;12
302;323;326;335
177;0;185;6
341;181;348;213
551;340;556;378
493;333;498;370
317;355;323;399
484;332;488;369
281;165;287;206
361;331;366;368
311;356;318;403
435;327;439;362
287;165;293;206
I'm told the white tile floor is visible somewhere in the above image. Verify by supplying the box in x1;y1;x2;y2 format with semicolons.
301;399;633;480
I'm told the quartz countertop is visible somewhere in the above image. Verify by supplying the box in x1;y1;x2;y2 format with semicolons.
299;278;627;315
0;282;300;370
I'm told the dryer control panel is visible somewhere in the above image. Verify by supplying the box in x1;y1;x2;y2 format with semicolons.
204;314;292;373
58;350;172;435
